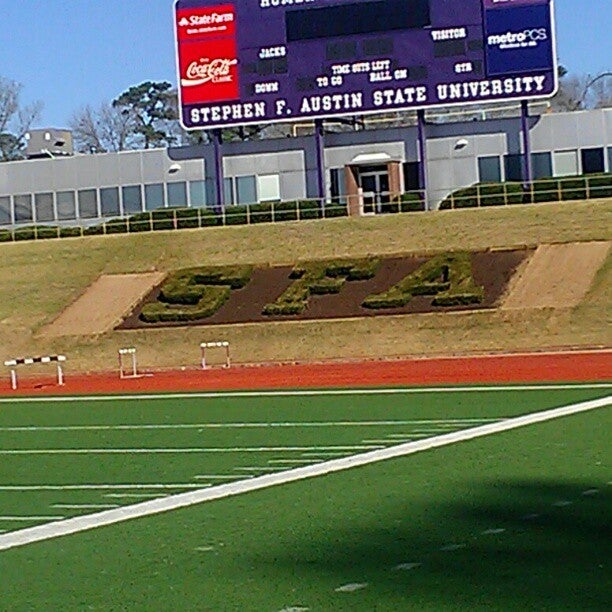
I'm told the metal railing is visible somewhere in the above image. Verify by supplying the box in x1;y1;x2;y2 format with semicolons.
0;175;608;243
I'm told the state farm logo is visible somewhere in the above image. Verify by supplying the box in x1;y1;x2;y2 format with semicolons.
178;11;234;28
487;28;548;49
182;58;238;87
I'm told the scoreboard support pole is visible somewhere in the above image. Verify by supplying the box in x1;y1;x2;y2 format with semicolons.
213;129;225;214
416;110;429;209
314;119;326;213
520;101;533;188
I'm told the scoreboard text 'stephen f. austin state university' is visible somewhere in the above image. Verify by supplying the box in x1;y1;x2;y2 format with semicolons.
174;0;558;130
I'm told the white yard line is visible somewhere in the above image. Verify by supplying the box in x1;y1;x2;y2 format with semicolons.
267;459;317;465
0;418;503;432
0;516;64;521
0;445;383;455
0;395;609;553
0;383;609;405
52;504;118;510
193;475;246;480
104;494;167;499
0;484;203;491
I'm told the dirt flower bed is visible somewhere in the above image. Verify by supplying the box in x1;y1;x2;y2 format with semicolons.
119;249;530;329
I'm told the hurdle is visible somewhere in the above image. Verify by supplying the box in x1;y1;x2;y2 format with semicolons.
200;341;231;369
4;355;66;390
118;347;139;379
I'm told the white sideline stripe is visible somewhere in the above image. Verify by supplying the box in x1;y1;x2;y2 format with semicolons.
0;445;383;455
0;395;609;553
0;418;502;432
0;383;610;404
0;484;204;491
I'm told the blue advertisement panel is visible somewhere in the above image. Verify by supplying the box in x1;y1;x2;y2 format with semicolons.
174;0;557;130
484;4;554;76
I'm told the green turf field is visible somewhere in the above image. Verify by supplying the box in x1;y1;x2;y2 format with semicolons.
0;385;610;610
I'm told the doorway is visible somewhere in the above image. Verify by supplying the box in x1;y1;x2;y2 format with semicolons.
357;164;390;214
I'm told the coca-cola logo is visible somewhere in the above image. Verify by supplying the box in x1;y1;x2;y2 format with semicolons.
182;58;238;87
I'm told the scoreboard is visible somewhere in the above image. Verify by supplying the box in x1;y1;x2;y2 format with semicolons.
174;0;557;130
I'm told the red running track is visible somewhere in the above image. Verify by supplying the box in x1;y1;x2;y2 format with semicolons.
2;350;610;396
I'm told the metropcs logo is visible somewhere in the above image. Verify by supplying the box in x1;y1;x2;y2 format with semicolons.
487;28;547;49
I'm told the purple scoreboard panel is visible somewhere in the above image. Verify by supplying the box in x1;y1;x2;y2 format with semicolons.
175;0;557;130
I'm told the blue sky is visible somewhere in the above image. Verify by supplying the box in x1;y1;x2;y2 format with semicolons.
0;0;610;128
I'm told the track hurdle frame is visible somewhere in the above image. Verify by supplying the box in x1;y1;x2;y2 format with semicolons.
118;347;139;379
4;355;66;390
200;341;231;369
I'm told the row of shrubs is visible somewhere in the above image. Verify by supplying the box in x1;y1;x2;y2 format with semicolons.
439;173;612;209
139;265;252;323
262;258;381;316
0;193;425;244
362;252;484;309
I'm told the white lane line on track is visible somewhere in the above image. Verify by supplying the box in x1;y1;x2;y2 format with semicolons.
0;383;609;404
0;419;502;432
0;395;609;552
0;445;384;455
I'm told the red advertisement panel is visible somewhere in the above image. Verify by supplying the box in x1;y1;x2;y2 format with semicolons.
178;32;239;104
176;4;236;41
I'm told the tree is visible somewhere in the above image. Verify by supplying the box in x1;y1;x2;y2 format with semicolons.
552;70;612;111
112;81;178;149
0;76;42;161
69;103;136;153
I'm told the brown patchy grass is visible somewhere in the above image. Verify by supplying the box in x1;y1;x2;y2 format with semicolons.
0;199;610;372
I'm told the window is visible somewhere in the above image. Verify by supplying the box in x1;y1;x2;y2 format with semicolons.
531;152;552;180
56;191;76;220
122;185;143;214
189;181;206;208
330;168;346;201
34;193;54;222
402;162;420;191
78;189;98;218
608;147;612;173
581;148;605;174
504;154;524;182
100;187;120;216
0;196;11;225
167;182;187;207
223;178;235;206
236;176;257;204
478;156;501;183
553;150;578;177
257;174;280;202
13;194;33;223
145;184;165;211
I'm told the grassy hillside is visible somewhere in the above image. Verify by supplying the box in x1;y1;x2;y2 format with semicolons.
0;199;610;373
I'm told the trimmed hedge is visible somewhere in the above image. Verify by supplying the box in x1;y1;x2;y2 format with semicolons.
383;192;426;213
439;183;524;209
264;257;380;315
0;229;12;242
140;285;230;322
363;252;483;309
440;173;612;209
140;264;252;322
13;226;60;241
